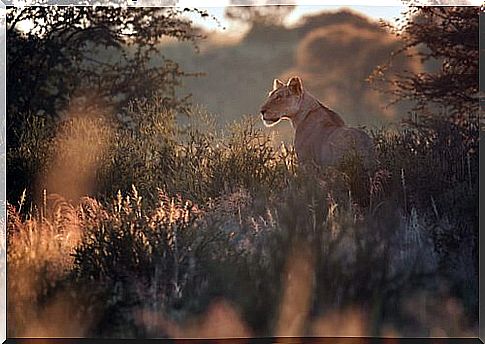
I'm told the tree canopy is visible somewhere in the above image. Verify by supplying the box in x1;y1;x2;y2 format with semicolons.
371;6;479;116
7;6;209;123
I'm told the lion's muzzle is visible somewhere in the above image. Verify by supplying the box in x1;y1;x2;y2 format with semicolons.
260;111;277;123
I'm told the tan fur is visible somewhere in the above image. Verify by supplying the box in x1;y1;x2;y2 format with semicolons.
260;77;374;166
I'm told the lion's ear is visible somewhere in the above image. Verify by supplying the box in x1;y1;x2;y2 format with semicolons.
287;76;303;95
273;78;284;90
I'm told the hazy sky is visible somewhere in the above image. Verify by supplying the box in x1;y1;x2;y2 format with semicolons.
183;5;407;32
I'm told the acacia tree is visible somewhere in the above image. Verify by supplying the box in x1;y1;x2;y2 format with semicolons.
7;6;210;127
372;6;479;117
6;5;214;201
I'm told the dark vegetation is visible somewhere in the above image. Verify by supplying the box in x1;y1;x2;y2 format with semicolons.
6;5;479;338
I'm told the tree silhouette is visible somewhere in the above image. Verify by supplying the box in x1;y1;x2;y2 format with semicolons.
372;6;479;116
7;6;209;123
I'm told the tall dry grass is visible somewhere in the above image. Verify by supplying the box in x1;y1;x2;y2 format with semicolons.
8;195;88;336
6;95;478;337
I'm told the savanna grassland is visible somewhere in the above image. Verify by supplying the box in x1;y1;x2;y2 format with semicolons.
6;5;479;338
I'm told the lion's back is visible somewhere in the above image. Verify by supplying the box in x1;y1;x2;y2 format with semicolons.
320;126;375;166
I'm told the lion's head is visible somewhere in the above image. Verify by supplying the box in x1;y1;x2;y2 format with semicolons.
260;76;303;127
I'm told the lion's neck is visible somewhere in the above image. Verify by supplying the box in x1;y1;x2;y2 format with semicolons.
289;91;345;131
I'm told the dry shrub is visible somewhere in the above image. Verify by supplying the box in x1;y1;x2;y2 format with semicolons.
171;116;295;204
71;187;252;336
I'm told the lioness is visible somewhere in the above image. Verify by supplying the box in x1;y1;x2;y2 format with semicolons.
260;76;374;167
